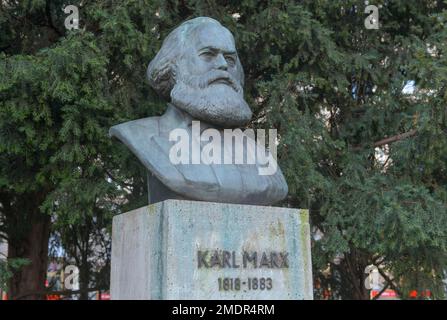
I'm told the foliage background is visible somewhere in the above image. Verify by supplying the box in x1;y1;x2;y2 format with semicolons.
0;0;446;299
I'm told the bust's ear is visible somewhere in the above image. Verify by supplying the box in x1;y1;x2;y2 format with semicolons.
148;62;177;100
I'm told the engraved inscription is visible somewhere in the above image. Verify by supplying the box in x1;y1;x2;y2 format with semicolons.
218;277;273;291
197;250;289;269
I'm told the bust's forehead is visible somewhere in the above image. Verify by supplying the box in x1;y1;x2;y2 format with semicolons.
191;22;236;53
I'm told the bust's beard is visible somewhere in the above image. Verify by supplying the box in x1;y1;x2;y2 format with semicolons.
170;70;252;127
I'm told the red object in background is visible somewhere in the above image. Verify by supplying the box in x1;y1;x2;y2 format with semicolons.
45;278;62;300
421;290;432;298
409;290;431;299
372;289;432;299
2;293;7;300
98;292;111;300
371;289;398;299
409;290;418;298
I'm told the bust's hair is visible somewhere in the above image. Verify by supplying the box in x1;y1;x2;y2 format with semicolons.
147;17;244;100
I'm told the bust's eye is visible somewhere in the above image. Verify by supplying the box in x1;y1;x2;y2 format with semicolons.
225;55;236;65
200;51;215;59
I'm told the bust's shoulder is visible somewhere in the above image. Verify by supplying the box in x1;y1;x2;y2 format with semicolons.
109;117;160;144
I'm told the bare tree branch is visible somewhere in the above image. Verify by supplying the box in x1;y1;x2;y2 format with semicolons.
353;129;417;151
373;129;417;148
372;281;390;300
375;265;403;298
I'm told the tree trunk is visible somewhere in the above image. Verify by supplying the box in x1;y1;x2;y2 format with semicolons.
341;249;371;300
79;252;90;300
7;203;51;300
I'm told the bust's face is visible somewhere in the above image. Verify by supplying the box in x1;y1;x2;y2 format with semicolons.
182;23;239;87
170;22;252;127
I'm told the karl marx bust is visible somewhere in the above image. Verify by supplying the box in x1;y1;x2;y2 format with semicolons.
110;17;288;205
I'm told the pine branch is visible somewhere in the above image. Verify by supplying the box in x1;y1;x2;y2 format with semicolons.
104;168;134;188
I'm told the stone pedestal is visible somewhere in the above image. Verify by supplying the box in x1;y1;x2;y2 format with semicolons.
111;200;312;299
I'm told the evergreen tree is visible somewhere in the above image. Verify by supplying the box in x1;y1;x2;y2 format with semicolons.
1;0;446;299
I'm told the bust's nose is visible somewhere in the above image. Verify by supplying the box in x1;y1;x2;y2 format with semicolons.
215;53;228;71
